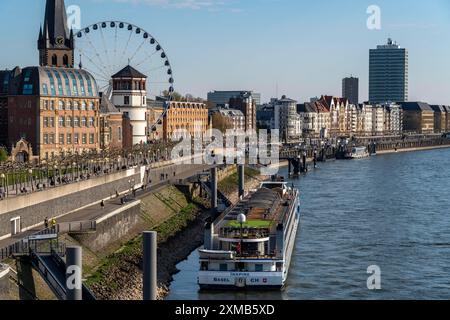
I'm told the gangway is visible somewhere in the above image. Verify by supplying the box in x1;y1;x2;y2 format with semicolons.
30;249;96;300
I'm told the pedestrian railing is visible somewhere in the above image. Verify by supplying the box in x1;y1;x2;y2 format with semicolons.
30;251;66;300
56;221;97;234
0;228;60;261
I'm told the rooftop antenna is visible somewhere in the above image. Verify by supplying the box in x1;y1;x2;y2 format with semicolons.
78;55;83;69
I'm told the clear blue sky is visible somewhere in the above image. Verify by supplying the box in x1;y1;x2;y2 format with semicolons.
0;0;449;104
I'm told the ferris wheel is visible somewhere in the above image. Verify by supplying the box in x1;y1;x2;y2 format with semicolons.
74;21;174;130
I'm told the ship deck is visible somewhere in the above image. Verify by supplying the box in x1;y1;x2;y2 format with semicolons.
215;184;296;238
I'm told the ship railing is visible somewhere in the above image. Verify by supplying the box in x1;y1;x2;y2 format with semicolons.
219;229;270;239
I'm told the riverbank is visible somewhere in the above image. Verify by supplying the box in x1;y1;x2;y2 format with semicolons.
76;165;264;300
376;144;450;155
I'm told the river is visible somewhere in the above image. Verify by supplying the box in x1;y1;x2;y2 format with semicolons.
167;148;450;300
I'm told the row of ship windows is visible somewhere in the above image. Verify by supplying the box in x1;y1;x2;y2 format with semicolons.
42;100;96;111
43;116;96;128
43;133;96;145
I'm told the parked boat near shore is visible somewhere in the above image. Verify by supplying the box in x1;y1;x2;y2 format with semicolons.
345;146;369;159
197;180;300;290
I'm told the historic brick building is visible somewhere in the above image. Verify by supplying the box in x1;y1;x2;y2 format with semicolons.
99;94;133;151
6;66;100;160
0;0;101;161
228;91;257;131
163;101;209;140
398;102;435;134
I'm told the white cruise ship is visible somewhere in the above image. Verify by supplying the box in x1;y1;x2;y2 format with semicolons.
198;180;300;290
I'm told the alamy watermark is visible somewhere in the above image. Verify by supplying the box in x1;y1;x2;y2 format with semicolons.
66;265;82;290
170;128;281;176
67;5;81;30
367;265;381;290
367;5;381;30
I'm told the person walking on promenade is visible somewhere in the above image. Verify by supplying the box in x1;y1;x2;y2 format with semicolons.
44;217;49;229
50;218;57;232
101;200;105;209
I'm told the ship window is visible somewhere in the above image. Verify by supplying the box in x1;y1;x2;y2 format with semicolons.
201;262;208;271
219;264;228;272
255;264;263;272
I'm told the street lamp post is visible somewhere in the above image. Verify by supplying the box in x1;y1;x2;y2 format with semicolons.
28;169;34;192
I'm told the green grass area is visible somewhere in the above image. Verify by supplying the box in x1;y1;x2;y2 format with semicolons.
218;166;260;195
227;219;272;229
85;201;200;288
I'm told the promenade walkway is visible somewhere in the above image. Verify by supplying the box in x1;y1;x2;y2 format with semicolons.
0;162;216;252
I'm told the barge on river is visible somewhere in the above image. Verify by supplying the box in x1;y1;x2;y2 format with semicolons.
197;181;300;290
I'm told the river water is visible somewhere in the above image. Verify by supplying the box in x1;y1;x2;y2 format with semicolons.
167;148;450;300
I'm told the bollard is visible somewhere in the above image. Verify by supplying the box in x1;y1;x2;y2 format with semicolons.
210;167;218;211
238;165;245;199
66;246;82;300
143;231;157;301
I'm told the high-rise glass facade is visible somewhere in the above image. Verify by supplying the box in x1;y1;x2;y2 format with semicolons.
369;38;408;103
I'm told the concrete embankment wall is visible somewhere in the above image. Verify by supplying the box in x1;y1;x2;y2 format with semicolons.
0;168;141;239
71;201;142;252
0;264;10;299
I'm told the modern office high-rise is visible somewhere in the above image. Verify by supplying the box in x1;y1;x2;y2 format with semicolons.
342;77;359;105
207;91;261;107
369;38;408;103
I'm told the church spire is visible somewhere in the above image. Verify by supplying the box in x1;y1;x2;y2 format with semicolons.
38;0;74;68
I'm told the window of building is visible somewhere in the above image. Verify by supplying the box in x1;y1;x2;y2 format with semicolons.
67;133;72;144
49;117;55;127
67;116;72;127
78;74;86;96
81;117;87;127
74;133;79;144
59;116;65;127
89;101;95;110
118;127;122;141
124;96;130;105
59;133;64;145
58;101;64;110
74;101;79;110
89;117;94;127
43;100;48;110
69;72;79;96
63;55;69;67
49;101;55;111
51;55;57;66
43;134;48;144
74;117;79;127
89;133;95;144
63;72;71;96
22;84;33;95
87;78;93;96
49;134;54;144
82;133;87;145
43;117;48;128
67;101;72;110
